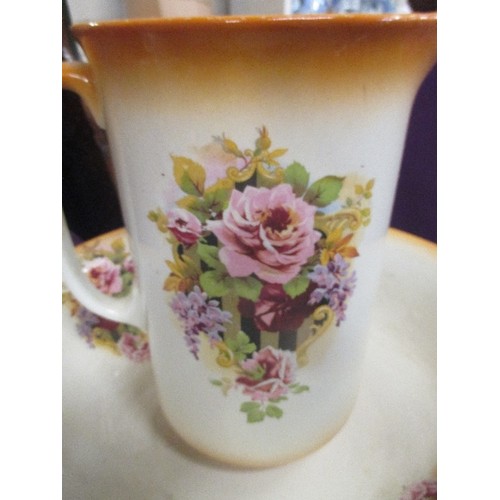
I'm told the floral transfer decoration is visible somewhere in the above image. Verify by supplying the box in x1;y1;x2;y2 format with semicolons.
400;479;437;500
149;127;374;422
62;233;150;362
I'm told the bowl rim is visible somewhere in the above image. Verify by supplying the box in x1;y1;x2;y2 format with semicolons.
73;12;437;36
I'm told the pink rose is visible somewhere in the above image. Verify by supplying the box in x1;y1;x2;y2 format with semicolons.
167;208;202;246
118;333;150;362
85;257;123;295
208;184;320;284
236;346;297;403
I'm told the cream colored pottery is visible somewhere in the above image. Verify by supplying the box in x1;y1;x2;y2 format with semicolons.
63;228;436;498
62;14;436;467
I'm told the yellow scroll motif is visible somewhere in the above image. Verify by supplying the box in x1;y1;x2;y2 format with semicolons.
215;340;235;368
226;163;256;183
296;305;335;367
226;161;284;186
315;209;363;234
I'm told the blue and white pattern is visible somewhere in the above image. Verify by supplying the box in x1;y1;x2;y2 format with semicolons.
291;0;411;13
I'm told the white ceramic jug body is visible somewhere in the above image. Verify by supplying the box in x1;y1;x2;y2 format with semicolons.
63;14;436;467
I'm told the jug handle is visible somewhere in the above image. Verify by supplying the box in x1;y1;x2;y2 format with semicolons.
62;62;146;330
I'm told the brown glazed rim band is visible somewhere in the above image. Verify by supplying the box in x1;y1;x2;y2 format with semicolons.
73;12;437;34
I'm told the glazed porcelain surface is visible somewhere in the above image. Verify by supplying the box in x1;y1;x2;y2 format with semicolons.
62;14;436;466
63;228;436;498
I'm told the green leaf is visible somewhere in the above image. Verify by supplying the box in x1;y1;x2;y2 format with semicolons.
240;343;257;354
199;270;231;297
225;331;257;361
265;404;284;419
284;162;310;196
197;243;224;271
283;275;310;299
246;409;266;423
176;194;199;210
241;401;261;412
235;330;251;345
233;276;263;301
224;339;238;352
268;396;288;403
291;385;310;394
116;323;142;335
303;176;344;207
113;276;134;298
227;331;251;350
177;195;211;223
93;327;115;342
172;156;206;196
203;178;234;214
210;379;223;386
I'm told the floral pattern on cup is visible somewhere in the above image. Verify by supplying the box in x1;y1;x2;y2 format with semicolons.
149;127;374;422
62;234;150;362
400;479;437;500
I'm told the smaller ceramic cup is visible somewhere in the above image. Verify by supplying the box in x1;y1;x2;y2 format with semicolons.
63;229;151;363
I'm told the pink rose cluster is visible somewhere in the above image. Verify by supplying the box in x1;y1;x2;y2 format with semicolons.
208;184;320;284
85;257;123;295
236;346;297;403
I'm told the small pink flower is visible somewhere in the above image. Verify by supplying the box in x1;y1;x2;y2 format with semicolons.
123;255;135;274
208;184;320;284
236;346;297;403
400;480;437;500
118;333;150;362
167;208;202;246
85;257;123;295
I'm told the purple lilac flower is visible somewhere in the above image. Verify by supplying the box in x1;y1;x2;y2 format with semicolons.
170;286;232;359
75;305;100;346
308;254;357;325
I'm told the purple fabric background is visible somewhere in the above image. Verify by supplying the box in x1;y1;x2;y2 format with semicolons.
390;65;437;242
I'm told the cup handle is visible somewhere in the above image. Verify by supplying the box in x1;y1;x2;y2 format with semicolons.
63;62;106;128
62;62;147;330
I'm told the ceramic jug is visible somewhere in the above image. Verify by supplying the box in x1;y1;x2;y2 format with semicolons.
62;13;436;467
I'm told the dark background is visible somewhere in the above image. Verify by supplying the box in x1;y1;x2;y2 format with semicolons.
391;64;437;243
